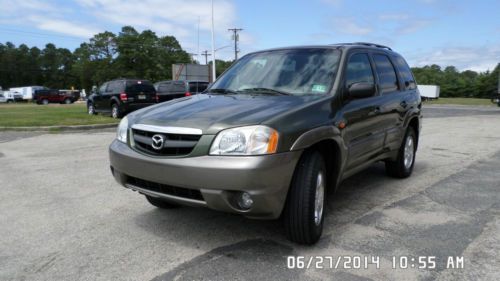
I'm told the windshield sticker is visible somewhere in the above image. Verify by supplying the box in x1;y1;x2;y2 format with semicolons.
311;84;327;93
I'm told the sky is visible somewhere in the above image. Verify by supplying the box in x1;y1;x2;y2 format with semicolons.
0;0;499;72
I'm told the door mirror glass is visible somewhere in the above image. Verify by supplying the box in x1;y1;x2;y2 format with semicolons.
348;82;375;99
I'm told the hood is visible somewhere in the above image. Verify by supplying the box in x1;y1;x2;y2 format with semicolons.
129;94;317;134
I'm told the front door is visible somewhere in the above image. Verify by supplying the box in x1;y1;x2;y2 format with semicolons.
339;52;386;170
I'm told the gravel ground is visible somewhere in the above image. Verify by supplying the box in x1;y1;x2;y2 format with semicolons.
0;105;499;281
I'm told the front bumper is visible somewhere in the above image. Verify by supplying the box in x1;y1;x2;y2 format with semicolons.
109;140;302;219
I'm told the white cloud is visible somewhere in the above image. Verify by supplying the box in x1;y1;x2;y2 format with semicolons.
0;0;241;56
0;0;100;38
332;18;372;35
35;18;99;38
74;0;238;53
408;46;500;72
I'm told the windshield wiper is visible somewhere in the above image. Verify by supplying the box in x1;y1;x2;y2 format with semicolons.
205;88;240;95
239;87;292;96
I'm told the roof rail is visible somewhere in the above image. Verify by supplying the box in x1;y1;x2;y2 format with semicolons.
352;42;392;51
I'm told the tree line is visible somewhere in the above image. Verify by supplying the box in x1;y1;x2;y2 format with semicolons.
411;64;500;98
0;27;498;97
0;26;233;92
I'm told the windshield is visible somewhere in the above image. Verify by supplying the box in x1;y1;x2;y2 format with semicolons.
210;48;341;96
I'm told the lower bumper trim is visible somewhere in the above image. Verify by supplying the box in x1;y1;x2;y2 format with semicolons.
125;183;207;207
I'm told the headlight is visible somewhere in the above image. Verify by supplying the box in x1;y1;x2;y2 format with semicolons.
116;116;128;143
209;125;279;155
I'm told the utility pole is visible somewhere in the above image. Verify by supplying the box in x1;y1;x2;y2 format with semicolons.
210;0;216;81
228;28;243;61
201;50;212;65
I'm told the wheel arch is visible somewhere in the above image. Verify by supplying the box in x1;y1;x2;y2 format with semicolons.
407;116;420;149
290;126;346;192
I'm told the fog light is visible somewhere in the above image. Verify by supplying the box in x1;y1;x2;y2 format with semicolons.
237;192;253;210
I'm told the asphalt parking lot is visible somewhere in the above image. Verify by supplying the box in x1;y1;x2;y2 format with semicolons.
0;105;499;281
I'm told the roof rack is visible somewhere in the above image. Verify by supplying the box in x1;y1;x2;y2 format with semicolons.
352;42;392;51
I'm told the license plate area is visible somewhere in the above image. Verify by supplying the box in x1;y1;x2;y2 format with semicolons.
138;95;146;100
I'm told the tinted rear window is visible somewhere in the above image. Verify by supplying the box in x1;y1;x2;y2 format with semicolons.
394;56;417;90
126;80;155;92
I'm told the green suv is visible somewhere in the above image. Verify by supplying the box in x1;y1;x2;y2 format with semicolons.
109;42;422;244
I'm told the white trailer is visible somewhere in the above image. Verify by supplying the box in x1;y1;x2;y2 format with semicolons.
418;85;440;100
9;86;46;100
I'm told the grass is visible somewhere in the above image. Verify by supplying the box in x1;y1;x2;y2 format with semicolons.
0;103;119;127
424;97;495;106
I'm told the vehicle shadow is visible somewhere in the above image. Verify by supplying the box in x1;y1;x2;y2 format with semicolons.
133;161;416;251
133;162;428;280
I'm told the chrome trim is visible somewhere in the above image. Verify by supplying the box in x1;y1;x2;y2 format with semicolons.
131;124;202;135
125;183;207;206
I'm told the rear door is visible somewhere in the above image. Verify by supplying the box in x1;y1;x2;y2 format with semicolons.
49;90;60;102
125;80;156;103
340;52;386;169
171;81;187;98
371;53;406;151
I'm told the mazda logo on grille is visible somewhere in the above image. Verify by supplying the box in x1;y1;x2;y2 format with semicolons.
151;134;164;150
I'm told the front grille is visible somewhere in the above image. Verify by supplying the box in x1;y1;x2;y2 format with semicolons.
132;128;201;156
126;176;204;201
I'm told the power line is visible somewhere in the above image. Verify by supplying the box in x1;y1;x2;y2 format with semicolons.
228;28;243;61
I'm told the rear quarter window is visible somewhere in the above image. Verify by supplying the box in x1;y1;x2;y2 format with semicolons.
373;54;399;94
394;56;417;90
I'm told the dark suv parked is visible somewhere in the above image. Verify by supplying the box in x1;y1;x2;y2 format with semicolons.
154;80;209;102
87;79;156;118
109;43;422;244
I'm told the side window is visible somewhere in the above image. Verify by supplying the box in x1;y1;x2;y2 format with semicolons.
159;82;170;92
394;56;417;90
107;81;121;93
373;54;399;94
172;82;185;92
345;53;374;87
98;83;107;94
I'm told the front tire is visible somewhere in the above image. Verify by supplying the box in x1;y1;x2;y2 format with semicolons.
42;99;49;105
386;127;417;178
284;151;326;245
145;196;179;209
64;98;72;104
87;103;97;115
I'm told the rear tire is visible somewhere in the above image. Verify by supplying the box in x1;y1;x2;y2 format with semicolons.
145;196;179;209
284;151;326;245
64;98;71;104
385;127;417;178
42;99;49;105
111;103;121;119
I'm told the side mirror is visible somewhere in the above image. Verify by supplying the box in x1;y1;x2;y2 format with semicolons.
348;82;375;99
